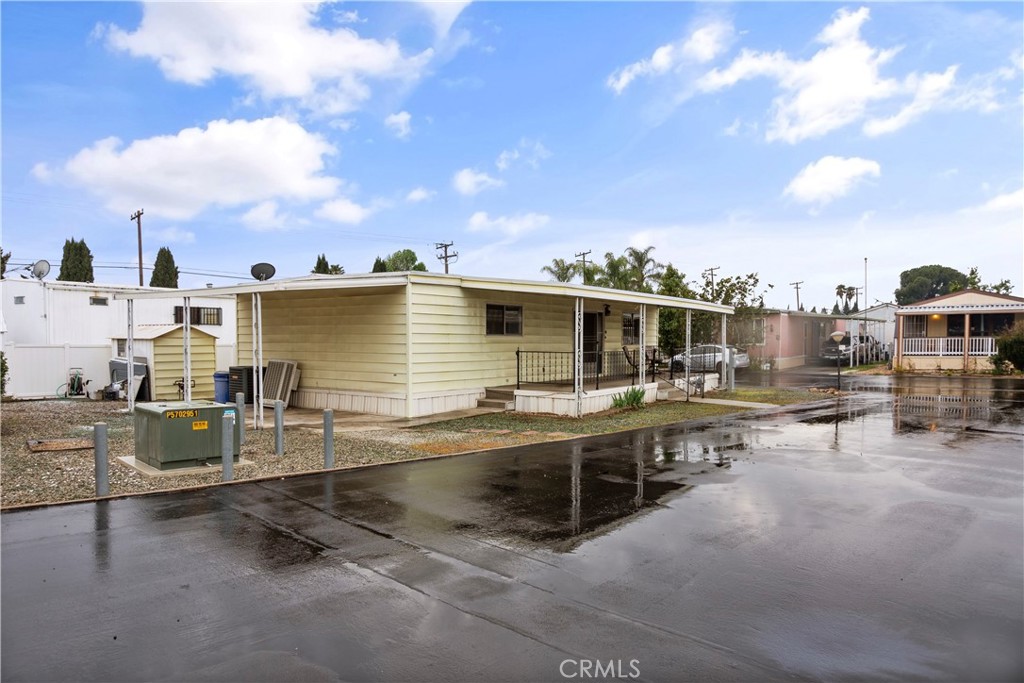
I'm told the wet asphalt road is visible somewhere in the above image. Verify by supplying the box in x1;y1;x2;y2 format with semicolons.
3;378;1022;682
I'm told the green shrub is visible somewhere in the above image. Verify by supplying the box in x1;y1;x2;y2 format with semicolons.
0;351;8;395
994;321;1024;372
611;385;646;409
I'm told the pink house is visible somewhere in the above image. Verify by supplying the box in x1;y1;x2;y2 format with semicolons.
743;310;843;369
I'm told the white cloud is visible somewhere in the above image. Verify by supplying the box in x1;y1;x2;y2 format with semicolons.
385;111;412;139
333;9;365;25
608;18;733;94
49;117;339;220
418;1;471;39
723;118;741;137
697;7;1019;144
863;66;957;137
452;168;505;195
467;211;550;238
495;138;551;171
150;226;196;244
30;162;53;182
962;187;1024;213
241;201;292;231
316;197;373;225
101;2;433;115
783;156;880;207
406;187;435;203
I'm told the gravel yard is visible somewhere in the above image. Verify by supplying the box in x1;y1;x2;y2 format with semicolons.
0;399;565;508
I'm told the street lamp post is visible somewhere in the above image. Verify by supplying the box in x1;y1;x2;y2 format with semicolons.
830;330;845;391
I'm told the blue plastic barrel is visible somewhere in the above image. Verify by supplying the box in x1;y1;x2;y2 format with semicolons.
213;371;230;403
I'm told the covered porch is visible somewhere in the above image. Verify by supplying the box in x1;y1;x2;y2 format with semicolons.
894;290;1024;372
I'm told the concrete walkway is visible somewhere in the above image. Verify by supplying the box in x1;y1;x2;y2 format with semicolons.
683;396;778;409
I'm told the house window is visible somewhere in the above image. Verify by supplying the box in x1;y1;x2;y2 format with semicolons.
946;314;964;337
486;304;522;336
622;313;641;345
89;296;108;306
116;339;126;356
970;313;1014;336
13;296;24;305
174;306;223;326
904;315;926;338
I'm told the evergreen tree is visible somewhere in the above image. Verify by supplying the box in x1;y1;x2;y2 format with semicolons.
831;303;841;315
371;256;388;273
383;249;427;272
149;247;179;288
312;254;330;274
56;238;94;283
0;247;10;278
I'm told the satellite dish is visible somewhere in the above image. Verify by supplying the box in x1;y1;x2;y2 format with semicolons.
251;263;276;281
30;260;50;280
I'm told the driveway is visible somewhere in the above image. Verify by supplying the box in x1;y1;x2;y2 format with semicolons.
2;381;1022;682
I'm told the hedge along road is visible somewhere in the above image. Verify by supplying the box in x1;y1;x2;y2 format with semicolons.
2;384;1021;682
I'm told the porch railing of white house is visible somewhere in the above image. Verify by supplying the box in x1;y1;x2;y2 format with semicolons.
902;337;996;356
516;348;647;390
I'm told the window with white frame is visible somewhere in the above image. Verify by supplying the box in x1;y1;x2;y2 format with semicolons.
904;315;926;338
486;304;522;336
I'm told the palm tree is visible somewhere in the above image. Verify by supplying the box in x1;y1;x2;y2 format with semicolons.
624;246;663;293
540;258;576;283
595;252;632;290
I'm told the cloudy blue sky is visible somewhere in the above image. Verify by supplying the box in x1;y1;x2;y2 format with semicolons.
3;1;1021;309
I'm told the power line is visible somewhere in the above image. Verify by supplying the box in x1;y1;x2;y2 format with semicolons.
435;242;458;274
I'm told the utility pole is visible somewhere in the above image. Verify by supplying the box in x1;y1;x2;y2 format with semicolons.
703;266;720;300
435;241;458;274
575;250;591;285
790;281;804;310
130;209;144;286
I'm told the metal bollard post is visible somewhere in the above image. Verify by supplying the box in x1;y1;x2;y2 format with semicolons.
274;400;284;455
323;409;334;469
728;354;736;392
222;413;234;482
235;392;246;445
94;422;109;497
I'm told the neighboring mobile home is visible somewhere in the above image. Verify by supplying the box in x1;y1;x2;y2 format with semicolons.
117;272;733;417
1;278;236;398
894;289;1024;372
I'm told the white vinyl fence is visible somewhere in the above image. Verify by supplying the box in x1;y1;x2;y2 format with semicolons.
3;344;111;399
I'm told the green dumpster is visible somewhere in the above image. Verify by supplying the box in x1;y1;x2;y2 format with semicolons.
134;401;240;470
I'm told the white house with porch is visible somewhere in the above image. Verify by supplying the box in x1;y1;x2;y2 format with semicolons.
115;272;733;418
893;289;1023;372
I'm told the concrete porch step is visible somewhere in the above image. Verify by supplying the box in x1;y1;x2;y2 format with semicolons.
484;388;515;401
477;398;514;410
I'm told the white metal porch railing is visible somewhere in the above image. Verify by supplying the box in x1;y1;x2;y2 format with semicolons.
902;337;996;356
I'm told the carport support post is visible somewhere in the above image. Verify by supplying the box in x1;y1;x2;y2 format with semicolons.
221;413;234;482
94;422;109;497
729;351;736;391
235;393;246;445
324;409;334;469
720;314;728;384
573;297;583;418
685;310;691;400
274;400;284;455
182;296;192;402
126;299;135;412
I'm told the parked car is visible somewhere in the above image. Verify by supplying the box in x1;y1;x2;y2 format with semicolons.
821;333;857;363
671;345;750;373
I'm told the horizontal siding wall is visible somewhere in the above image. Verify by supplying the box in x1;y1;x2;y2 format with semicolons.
237;289;408;395
409;284;573;393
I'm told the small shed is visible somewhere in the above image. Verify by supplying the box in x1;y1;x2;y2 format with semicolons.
113;324;218;400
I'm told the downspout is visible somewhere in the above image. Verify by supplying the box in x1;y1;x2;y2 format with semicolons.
405;278;414;418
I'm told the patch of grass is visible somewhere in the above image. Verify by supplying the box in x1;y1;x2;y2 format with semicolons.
417;401;747;436
712;388;821;405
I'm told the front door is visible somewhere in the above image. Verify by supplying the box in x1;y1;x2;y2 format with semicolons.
583;312;603;375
